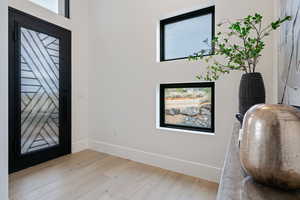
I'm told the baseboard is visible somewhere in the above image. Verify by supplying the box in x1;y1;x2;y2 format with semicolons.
89;140;221;183
72;139;89;153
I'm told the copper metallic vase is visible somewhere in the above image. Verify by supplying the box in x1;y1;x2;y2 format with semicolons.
240;104;300;190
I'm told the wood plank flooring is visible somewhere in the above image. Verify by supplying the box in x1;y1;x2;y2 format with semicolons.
9;150;218;200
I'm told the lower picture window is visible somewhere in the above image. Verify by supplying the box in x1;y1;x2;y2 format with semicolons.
160;82;215;133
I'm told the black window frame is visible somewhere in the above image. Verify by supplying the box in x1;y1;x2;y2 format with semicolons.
65;0;70;18
159;82;215;133
160;6;215;62
28;0;70;18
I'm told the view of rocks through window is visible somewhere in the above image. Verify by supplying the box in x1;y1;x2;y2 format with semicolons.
164;87;212;128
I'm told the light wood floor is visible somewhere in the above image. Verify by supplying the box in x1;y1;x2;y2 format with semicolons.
9;150;218;200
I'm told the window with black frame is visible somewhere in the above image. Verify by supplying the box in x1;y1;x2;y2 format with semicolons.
160;6;215;62
29;0;70;18
159;83;215;133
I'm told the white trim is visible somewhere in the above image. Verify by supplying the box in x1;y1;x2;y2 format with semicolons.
157;127;215;136
89;140;221;183
156;20;161;63
0;0;8;199
72;139;89;153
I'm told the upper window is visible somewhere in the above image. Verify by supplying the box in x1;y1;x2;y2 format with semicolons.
29;0;70;18
160;6;215;62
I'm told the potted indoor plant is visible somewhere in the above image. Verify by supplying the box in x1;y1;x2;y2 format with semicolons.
189;13;291;122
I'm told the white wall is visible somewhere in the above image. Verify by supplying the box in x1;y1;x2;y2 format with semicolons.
2;0;277;192
0;0;8;198
8;0;90;152
88;0;276;182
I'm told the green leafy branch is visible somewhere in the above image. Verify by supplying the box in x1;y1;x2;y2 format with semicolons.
189;13;291;81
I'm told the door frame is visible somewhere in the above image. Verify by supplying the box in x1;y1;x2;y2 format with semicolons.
9;7;72;173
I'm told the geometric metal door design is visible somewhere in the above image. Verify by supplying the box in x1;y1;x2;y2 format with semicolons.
20;27;60;154
9;7;71;173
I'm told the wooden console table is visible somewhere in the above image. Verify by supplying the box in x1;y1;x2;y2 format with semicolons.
216;123;300;200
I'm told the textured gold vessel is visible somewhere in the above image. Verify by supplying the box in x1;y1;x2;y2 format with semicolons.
240;104;300;190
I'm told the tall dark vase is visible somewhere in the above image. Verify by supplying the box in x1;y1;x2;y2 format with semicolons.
236;72;266;124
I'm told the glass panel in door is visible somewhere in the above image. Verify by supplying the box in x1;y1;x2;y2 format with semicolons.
20;27;60;154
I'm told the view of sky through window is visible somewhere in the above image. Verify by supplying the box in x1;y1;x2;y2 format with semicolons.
29;0;60;14
164;14;212;60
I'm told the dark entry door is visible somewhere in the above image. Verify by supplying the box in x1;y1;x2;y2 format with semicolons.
9;8;72;173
